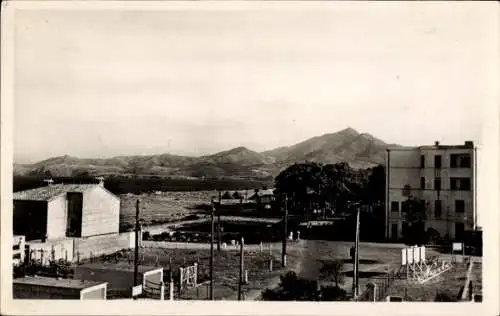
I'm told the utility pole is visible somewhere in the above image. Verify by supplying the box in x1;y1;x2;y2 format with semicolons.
352;205;360;297
134;199;140;298
238;236;245;301
217;192;222;251
210;198;215;300
282;194;288;268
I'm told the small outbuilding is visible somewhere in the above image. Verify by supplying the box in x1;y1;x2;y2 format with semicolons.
13;276;107;300
13;181;120;241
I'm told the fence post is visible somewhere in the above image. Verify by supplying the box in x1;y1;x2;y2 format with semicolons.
169;280;174;301
194;263;198;286
179;267;184;292
40;249;44;266
244;270;249;285
51;246;55;262
160;282;165;301
269;259;273;272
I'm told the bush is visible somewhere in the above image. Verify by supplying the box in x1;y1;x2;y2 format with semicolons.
184;214;200;221
261;271;348;301
14;259;74;279
320;260;344;287
434;292;457;302
320;285;347;301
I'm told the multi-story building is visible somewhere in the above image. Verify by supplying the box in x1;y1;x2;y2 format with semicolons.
385;141;477;241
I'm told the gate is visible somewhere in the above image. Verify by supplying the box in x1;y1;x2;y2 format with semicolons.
143;279;164;300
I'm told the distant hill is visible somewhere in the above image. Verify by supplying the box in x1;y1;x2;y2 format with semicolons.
14;127;398;178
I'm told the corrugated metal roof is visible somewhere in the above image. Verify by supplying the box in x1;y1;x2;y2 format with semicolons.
13;184;98;202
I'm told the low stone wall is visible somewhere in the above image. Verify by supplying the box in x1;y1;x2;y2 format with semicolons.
73;232;138;261
23;232;139;265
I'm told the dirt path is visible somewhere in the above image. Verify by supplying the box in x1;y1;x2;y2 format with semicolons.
245;240;308;301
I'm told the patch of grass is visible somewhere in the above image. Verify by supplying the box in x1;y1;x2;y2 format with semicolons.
470;262;482;295
387;263;469;302
119;192;213;230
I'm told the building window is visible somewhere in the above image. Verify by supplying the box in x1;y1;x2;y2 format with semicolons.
391;201;399;212
401;200;408;213
420;177;425;189
434;155;442;168
434;200;442;218
455;222;465;241
420;155;425;168
434;177;441;191
391;223;398;239
450;178;471;191
402;222;409;236
455;200;465;213
450;154;472;168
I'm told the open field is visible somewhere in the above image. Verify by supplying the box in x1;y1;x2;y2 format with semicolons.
119;191;214;230
119;191;279;232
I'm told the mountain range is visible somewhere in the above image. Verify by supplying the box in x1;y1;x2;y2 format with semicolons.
14;127;399;179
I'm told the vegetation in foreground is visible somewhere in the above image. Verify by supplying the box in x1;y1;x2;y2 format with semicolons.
261;271;348;301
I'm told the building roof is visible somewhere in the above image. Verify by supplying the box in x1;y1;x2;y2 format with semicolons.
13;276;106;290
13;184;99;202
387;141;475;151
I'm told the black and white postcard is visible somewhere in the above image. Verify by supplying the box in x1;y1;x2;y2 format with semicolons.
1;1;498;316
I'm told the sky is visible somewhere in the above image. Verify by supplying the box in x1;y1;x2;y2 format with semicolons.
12;3;498;163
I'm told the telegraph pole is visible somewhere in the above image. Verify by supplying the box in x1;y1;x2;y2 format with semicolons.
238;236;245;301
352;205;360;297
134;200;140;289
282;194;288;268
210;198;215;300
217;192;222;251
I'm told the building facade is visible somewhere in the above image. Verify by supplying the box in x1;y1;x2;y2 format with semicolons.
385;141;477;241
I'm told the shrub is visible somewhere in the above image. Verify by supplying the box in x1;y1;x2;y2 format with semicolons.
320;285;347;301
434;292;457;302
320;260;344;287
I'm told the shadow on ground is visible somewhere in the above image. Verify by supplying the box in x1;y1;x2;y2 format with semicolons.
343;271;388;278
342;259;380;265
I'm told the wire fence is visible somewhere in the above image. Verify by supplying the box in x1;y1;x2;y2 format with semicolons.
354;269;400;302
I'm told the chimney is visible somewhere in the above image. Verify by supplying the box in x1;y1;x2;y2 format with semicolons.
464;141;474;148
96;176;105;187
434;141;440;147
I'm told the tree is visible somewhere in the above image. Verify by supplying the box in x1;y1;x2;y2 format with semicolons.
362;165;385;204
402;195;428;245
232;191;242;199
275;162;357;216
320;259;344;287
221;191;232;199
